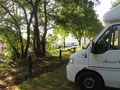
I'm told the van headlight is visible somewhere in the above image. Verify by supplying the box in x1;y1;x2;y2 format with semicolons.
69;58;74;64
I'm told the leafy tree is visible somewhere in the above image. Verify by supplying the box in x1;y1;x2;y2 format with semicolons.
54;0;103;46
0;0;34;59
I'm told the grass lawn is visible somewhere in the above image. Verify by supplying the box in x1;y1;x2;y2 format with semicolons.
0;53;73;89
15;65;79;90
15;65;119;90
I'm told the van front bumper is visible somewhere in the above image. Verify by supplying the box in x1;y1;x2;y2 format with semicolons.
66;65;80;82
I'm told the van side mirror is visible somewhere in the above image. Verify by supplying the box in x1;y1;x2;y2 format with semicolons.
90;42;96;54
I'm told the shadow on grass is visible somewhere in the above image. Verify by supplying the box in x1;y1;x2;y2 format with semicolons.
0;54;71;89
16;65;120;90
15;65;79;90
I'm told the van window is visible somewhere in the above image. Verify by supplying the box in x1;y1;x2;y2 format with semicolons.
95;27;110;54
110;25;120;49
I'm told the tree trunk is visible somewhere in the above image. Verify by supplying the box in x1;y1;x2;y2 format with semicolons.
63;38;65;48
78;38;81;46
33;3;41;57
41;0;48;57
24;24;31;58
33;36;37;57
84;37;86;45
24;11;34;58
42;40;46;57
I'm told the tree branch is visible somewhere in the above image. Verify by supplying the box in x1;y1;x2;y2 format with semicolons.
0;5;19;27
26;0;34;6
47;25;55;30
15;0;29;24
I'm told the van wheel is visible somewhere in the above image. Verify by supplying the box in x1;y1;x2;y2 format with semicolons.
76;72;104;90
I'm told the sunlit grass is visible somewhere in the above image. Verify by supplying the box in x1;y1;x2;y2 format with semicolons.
15;65;79;90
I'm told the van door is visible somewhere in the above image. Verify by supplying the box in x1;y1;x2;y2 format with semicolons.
89;25;120;85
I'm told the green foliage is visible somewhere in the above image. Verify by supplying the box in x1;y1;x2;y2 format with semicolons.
47;33;59;56
54;0;103;45
48;47;59;56
0;27;21;61
53;25;69;45
112;0;120;7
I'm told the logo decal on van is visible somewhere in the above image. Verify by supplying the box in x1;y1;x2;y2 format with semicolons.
103;60;117;64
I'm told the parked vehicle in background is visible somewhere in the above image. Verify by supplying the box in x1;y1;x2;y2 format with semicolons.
65;42;78;47
67;6;120;90
55;42;78;49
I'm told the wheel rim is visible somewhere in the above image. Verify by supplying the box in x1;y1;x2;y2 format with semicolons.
84;77;95;89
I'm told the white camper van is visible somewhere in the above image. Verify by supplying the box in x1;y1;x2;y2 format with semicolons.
67;6;120;90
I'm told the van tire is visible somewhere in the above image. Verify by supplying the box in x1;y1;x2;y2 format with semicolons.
76;71;104;90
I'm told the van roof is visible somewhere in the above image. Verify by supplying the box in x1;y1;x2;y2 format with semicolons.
103;5;120;26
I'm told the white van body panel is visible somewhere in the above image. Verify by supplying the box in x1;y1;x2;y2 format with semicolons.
88;48;120;88
67;49;88;82
67;65;85;82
